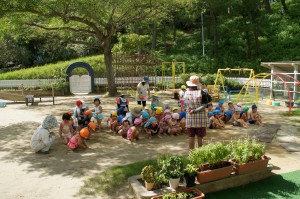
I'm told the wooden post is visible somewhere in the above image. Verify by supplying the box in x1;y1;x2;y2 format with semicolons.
52;86;55;105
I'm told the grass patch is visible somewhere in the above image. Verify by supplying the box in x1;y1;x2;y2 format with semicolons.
206;170;300;199
290;119;300;123
282;109;300;116
0;55;105;79
80;159;156;196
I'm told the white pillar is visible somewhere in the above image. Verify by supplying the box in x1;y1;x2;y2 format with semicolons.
293;64;298;101
270;64;274;100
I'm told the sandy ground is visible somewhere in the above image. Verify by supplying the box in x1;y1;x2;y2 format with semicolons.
0;93;299;199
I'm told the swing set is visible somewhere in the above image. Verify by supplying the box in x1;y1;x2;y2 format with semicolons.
210;68;255;101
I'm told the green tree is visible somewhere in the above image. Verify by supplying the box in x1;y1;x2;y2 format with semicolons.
0;0;170;96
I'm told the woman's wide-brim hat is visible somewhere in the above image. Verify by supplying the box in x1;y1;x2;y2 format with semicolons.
186;76;200;87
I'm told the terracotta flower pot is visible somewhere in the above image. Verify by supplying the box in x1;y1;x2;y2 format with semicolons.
197;162;233;184
145;181;155;191
151;188;205;199
234;156;270;175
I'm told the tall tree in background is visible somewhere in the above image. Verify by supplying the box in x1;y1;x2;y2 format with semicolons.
0;0;169;96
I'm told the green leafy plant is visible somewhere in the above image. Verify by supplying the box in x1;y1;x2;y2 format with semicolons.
188;142;230;170
162;191;196;199
141;165;156;183
228;138;266;163
161;155;184;179
184;164;198;176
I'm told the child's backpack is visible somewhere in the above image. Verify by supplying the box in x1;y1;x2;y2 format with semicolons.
201;90;212;104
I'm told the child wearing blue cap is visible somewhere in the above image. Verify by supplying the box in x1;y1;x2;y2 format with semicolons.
144;117;161;139
216;100;225;114
249;105;263;126
209;110;225;129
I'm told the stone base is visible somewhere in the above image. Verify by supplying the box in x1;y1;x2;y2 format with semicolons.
128;167;274;199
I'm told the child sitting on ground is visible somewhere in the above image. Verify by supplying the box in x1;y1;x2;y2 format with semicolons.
93;97;103;131
231;107;249;128
154;107;164;122
249;105;263;126
118;118;130;138
216;100;225;114
83;110;93;128
179;111;187;134
127;118;142;142
67;128;90;150
59;113;74;145
107;111;118;133
242;106;250;124
168;113;182;135
210;110;225;129
145;117;161;139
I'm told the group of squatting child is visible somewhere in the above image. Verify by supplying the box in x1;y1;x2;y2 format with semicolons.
56;89;263;151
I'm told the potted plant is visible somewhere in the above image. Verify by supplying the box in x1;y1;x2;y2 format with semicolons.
141;165;157;191
228;138;270;175
150;188;205;199
184;164;198;187
188;142;233;184
161;155;184;189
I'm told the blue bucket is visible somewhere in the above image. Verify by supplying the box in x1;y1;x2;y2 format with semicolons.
0;101;6;107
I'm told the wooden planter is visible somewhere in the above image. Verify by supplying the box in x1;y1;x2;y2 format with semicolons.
197;163;233;184
151;188;205;199
234;157;269;175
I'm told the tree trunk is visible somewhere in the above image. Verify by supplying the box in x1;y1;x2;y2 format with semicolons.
263;0;272;14
245;30;251;58
210;10;218;56
103;36;117;96
151;21;157;51
280;0;288;13
253;26;260;55
172;16;176;41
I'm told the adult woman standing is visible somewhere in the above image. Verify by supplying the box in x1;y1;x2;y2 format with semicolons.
184;76;208;150
136;76;151;107
30;115;58;154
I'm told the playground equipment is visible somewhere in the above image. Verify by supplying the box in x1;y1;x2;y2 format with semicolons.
214;68;255;91
161;62;185;90
237;73;300;115
211;68;255;102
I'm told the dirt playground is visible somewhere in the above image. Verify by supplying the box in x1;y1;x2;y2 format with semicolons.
0;93;299;199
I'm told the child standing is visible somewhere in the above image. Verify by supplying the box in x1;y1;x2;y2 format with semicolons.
150;92;160;114
73;100;85;129
93;97;103;131
59;113;74;145
249;105;263;126
179;85;186;108
117;94;129;112
67;128;90;150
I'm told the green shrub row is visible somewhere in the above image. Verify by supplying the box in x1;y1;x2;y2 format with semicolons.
0;55;105;80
